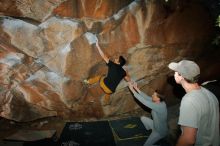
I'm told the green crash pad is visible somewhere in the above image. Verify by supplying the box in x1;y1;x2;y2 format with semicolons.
109;116;151;140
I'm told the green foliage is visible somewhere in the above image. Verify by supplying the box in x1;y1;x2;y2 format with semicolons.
217;15;220;27
212;15;220;45
212;36;220;45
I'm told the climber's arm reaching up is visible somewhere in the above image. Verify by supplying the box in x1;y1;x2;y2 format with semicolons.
95;40;109;63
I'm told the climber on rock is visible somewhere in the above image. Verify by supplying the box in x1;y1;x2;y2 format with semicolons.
84;39;131;105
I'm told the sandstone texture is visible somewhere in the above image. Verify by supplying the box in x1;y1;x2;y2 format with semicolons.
0;0;219;122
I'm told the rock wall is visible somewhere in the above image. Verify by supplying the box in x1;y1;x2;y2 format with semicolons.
0;0;219;122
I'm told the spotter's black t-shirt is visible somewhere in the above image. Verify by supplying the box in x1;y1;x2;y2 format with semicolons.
104;60;126;92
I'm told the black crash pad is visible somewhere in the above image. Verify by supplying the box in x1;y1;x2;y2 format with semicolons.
60;121;116;146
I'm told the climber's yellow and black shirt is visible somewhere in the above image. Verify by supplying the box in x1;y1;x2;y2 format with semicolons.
103;60;126;93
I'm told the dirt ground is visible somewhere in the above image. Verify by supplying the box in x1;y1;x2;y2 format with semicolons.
0;105;180;146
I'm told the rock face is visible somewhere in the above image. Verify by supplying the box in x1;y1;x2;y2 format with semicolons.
0;0;67;22
0;0;219;122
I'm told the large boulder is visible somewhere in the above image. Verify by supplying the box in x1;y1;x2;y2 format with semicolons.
0;0;219;121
